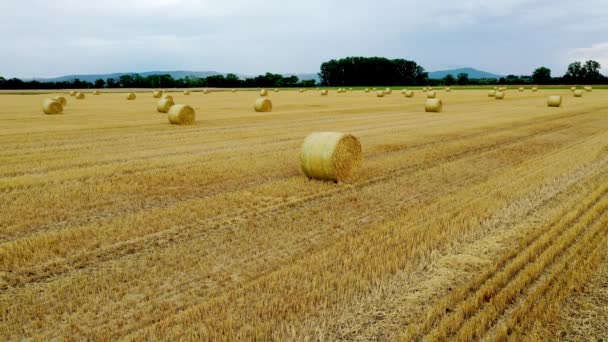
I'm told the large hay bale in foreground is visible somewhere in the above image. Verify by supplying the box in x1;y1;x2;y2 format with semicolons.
547;95;562;107
254;98;272;112
260;89;268;96
69;90;76;96
426;91;437;98
321;89;328;96
183;90;191;95
153;91;162;98
52;96;67;106
168;104;195;125
126;93;136;100
376;91;385;98
488;90;496;97
157;98;175;113
425;98;442;112
584;86;593;92
42;99;63;115
300;132;362;183
495;91;505;99
405;90;414;98
75;93;85;100
573;90;584;97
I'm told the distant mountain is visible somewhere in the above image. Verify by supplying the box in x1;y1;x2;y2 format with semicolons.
31;71;320;83
428;67;503;80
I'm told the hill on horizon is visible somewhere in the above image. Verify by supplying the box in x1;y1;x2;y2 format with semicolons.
428;67;503;79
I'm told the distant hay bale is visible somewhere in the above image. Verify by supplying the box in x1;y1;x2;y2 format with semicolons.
299;88;304;93
93;90;100;95
376;91;385;97
168;104;195;125
445;87;451;92
153;91;162;98
183;90;191;95
52;96;67;106
384;88;392;95
232;89;237;93
126;93;136;100
547;95;562;107
428;87;434;91
425;98;442;112
405;90;414;98
274;88;279;92
254;98;272;112
69;90;76;96
157;98;175;113
519;87;524;92
570;86;576;92
532;87;538;92
300;132;362;183
372;87;377;91
493;86;498;90
203;89;210;94
260;89;268;96
573;90;583;97
321;89;328;96
401;89;407;95
422;87;428;92
364;88;370;93
488;90;496;97
584;86;592;92
495;91;505;99
42;99;63;115
426;91;437;98
75;92;85;99
349;88;353;91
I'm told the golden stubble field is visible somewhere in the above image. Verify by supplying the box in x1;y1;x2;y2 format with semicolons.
0;88;607;340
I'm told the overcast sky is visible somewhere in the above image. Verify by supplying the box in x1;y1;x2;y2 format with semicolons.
1;0;607;78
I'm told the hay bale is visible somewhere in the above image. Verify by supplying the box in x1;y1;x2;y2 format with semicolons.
425;98;442;112
422;87;428;92
532;87;538;92
584;86;593;92
126;93;136;100
570;86;576;92
153;90;162;98
69;90;76;96
157;98;175;113
75;92;85;100
493;86;498;90
519;87;524;92
426;91;437;98
168;104;195;125
300;132;362;183
495;91;505;99
547;95;562;107
364;88;370;93
321;90;328;96
488;90;496;97
349;88;353;91
260;89;268;96
376;91;385;98
93;90;100;95
573;90;583;97
162;94;174;101
52;96;67;106
274;88;279;92
445;87;451;92
405;90;414;98
254;98;272;112
299;88;304;93
42;99;63;115
183;90;191;95
401;89;407;95
203;89;210;94
384;88;392;95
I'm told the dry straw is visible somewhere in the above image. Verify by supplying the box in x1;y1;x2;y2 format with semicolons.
425;98;442;112
547;95;562;107
162;89;168;93
376;91;385;97
69;90;76;96
300;132;362;183
153;91;162;98
321;89;328;96
584;86;593;92
52;96;67;106
254;98;272;112
260;89;268;96
75;92;85;99
405;90;414;98
488;90;496;97
426;91;437;98
573;89;584;97
157;98;175;113
42;99;63;115
168;104;195;125
126;93;136;100
183;90;191;95
495;91;505;99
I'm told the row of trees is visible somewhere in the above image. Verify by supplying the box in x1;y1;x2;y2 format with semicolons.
319;57;428;86
0;73;317;90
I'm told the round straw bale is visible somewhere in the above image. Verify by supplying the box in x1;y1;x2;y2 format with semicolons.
570;86;576;92
488;90;496;97
183;90;191;95
584;86;592;92
376;91;385;97
425;98;442;112
321;89;328;96
300;132;362;183
254;98;272;112
426;91;437;98
93;90;100;95
162;94;174;101
349;88;353;91
401;89;407;95
428;87;434;91
519;87;524;92
573;89;583;97
547;95;562;107
126;93;136;100
422;87;428;92
69;90;76;96
405;90;414;98
384;88;392;95
75;92;85;99
532;87;538;92
299;88;304;93
157;98;175;113
493;86;498;90
203;89;210;94
168;104;195;125
445;87;451;92
153;90;162;98
274;88;279;92
364;88;370;93
52;96;67;106
495;91;505;99
260;89;268;96
42;99;63;115
372;87;377;91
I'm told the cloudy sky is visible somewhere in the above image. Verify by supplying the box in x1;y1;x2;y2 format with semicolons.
1;0;607;78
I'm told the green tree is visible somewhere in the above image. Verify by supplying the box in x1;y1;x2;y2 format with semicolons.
532;67;552;84
94;79;106;88
456;73;469;85
442;74;455;86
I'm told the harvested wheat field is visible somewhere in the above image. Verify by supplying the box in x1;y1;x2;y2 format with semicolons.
1;88;607;341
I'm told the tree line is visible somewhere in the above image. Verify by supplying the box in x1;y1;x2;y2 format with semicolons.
319;57;428;86
0;72;317;90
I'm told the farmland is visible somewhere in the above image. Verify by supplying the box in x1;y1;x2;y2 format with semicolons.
0;88;607;340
